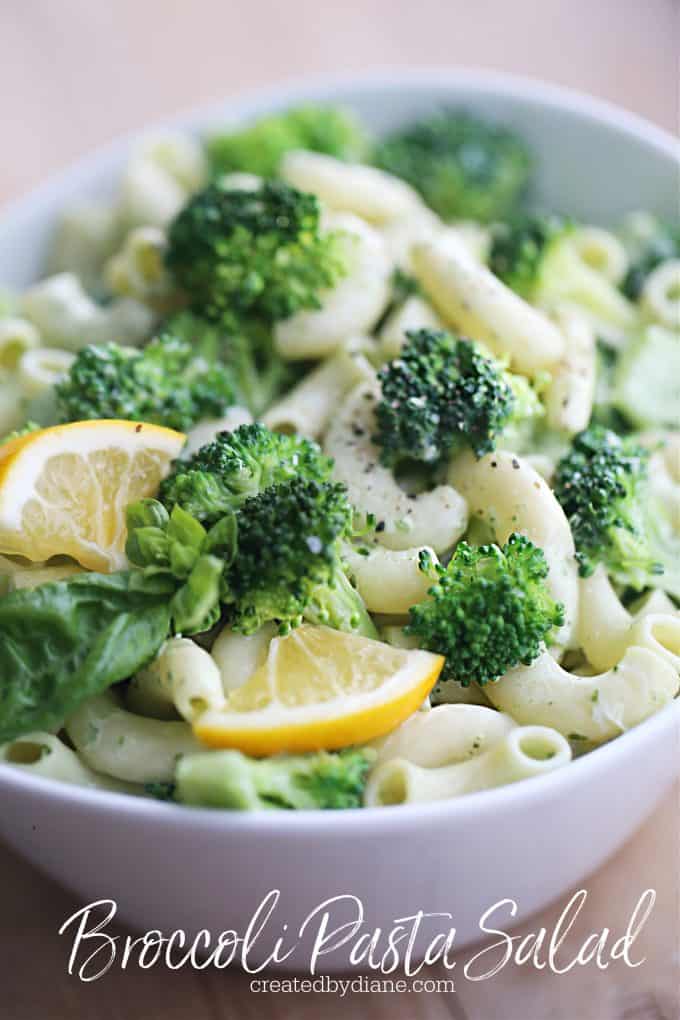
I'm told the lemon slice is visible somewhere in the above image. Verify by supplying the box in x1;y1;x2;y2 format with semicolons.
194;624;444;755
0;419;185;571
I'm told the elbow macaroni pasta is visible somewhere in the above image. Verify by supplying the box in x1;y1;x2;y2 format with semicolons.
0;731;137;793
448;449;579;647
127;638;226;723
210;623;277;692
365;725;571;806
371;703;516;768
274;213;392;359
412;234;565;375
264;341;375;437
21;273;154;350
378;295;443;361
281;150;425;225
344;544;436;614
641;260;680;328
326;381;468;554
66;691;200;783
119;132;208;229
544;306;596;435
483;645;679;743
183;406;253;457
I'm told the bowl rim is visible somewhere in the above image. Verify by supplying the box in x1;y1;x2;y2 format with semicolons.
0;66;678;223
0;66;678;828
1;699;678;829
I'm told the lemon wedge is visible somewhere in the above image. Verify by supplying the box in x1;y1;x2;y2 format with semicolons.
0;419;185;571
194;624;443;755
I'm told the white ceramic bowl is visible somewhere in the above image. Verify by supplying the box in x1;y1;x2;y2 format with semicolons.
0;70;678;974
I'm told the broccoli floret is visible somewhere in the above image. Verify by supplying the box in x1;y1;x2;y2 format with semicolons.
489;214;568;298
164;309;297;416
406;536;565;686
159;423;333;525
175;747;374;810
56;332;236;430
165;179;348;325
373;110;532;222
223;477;376;638
621;219;680;300
489;214;634;338
374;329;541;467
207;104;369;178
553;426;665;588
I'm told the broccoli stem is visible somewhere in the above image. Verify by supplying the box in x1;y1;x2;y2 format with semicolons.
305;568;378;639
175;747;373;810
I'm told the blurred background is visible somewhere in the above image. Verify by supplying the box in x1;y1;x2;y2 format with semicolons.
0;0;677;205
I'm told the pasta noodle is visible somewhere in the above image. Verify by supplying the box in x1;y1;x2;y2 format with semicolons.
183;406;253;457
264;341;375;437
544;306;596;434
344;544;435;614
66;691;200;783
0;731;136;793
210;624;277;692
274;213;391;359
412;234;565;375
371;703;516;768
326;381;468;554
448;449;579;647
47;203;122;290
105;226;172;306
378;295;443;361
365;726;571;806
0;317;40;372
568;227;628;285
127;637;226;723
18;347;75;398
119;132;207;229
483;646;678;743
281;150;425;225
641;260;680;328
21;273;154;349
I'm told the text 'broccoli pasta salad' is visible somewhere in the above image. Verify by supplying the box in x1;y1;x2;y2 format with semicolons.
0;104;678;811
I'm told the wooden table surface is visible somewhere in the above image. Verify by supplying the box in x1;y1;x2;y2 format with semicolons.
0;2;678;1018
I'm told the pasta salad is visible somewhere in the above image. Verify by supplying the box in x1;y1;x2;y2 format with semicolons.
0;104;678;810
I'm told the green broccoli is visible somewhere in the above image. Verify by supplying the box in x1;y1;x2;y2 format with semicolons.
621;219;680;300
206;104;369;178
175;746;374;810
223;477;377;638
374;329;541;468
163;309;297;416
159;423;333;525
56;332;236;430
553;426;678;594
373;110;532;222
489;214;635;337
406;536;565;687
165;179;348;325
